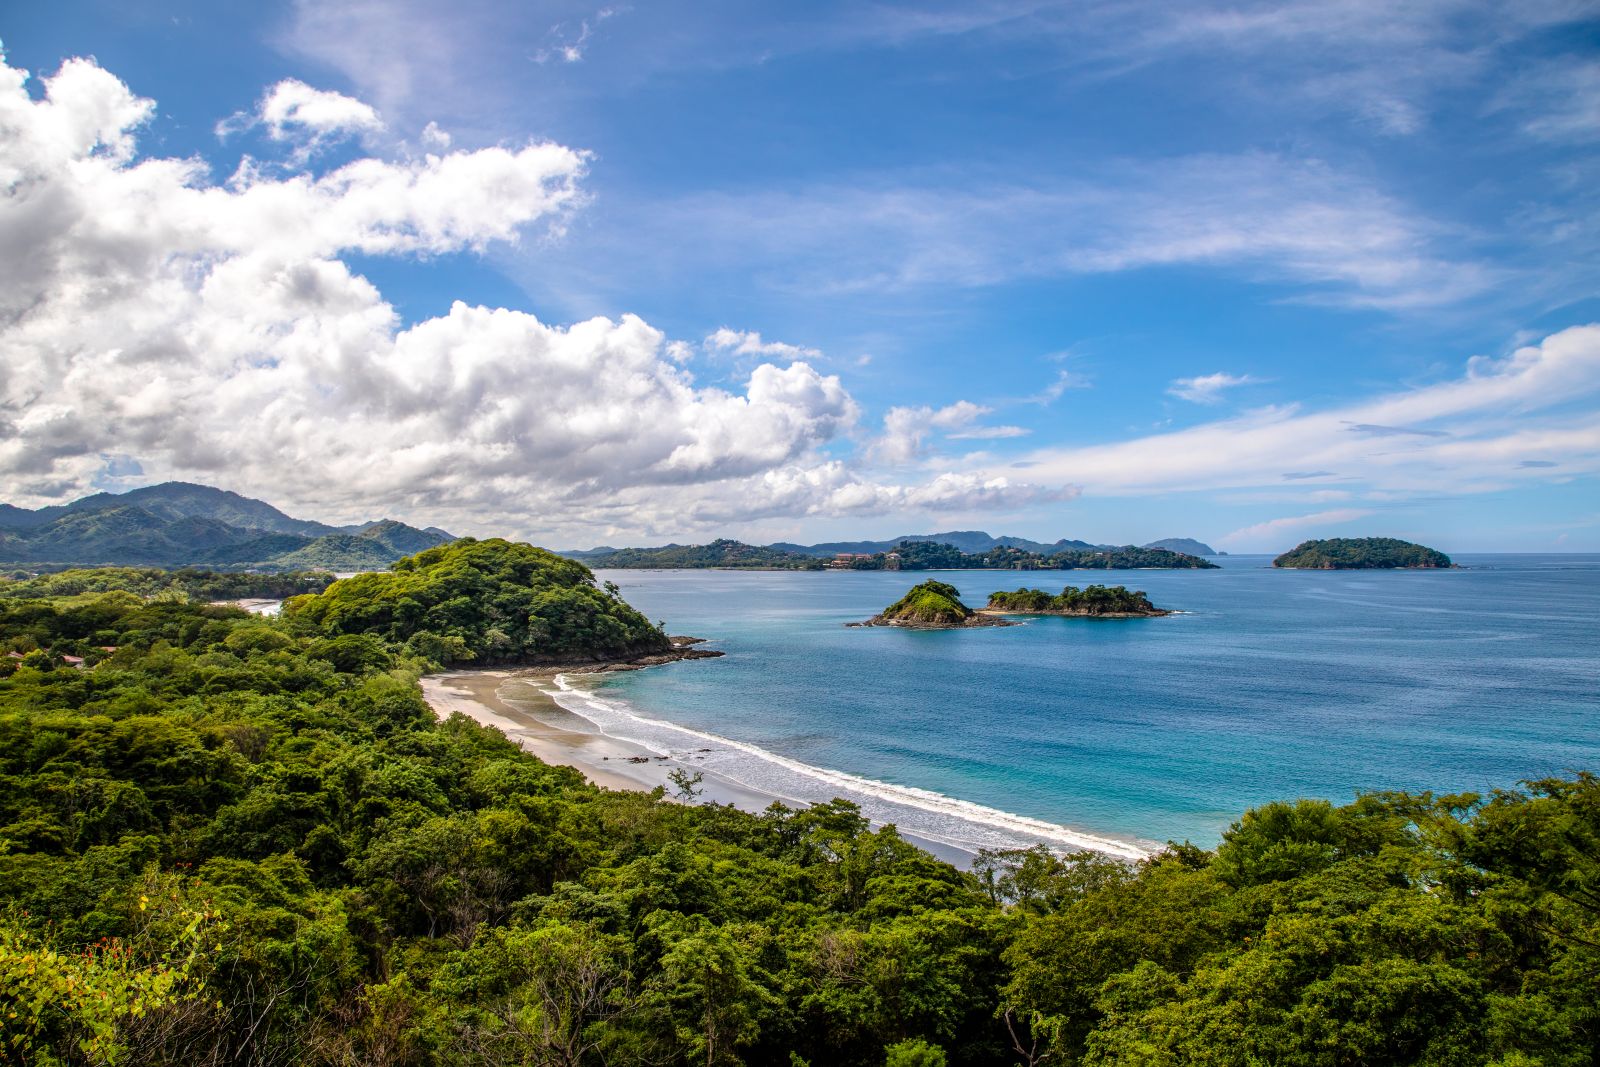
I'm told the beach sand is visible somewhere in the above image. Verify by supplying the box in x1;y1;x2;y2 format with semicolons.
420;668;978;866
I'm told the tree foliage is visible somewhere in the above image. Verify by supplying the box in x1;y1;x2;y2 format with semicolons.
985;585;1166;616
1273;537;1453;569
0;557;1592;1065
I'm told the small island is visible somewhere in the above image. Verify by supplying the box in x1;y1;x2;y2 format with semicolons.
1273;537;1452;570
850;580;1017;629
983;584;1171;617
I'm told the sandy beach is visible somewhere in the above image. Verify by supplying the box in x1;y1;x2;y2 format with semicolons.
420;667;979;865
421;669;782;805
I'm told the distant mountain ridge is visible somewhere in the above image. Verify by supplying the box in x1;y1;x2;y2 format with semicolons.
0;482;455;571
568;529;1218;559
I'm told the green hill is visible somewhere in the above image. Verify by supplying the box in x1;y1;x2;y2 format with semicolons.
0;483;455;571
576;538;824;569
858;580;1015;629
1274;537;1452;569
283;537;671;665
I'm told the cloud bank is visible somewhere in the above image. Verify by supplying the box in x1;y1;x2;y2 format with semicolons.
0;54;1049;538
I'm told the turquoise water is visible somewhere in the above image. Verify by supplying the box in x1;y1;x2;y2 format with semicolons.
558;556;1600;855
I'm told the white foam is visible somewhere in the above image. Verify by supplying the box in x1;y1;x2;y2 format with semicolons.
550;674;1151;860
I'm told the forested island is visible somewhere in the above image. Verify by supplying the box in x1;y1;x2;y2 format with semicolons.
985;584;1170;617
852;580;1016;629
1274;537;1453;569
568;538;825;570
0;539;1594;1065
577;538;1219;571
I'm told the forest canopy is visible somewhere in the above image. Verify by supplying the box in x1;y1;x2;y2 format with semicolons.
281;538;669;667
985;585;1167;616
1273;537;1453;569
0;548;1593;1065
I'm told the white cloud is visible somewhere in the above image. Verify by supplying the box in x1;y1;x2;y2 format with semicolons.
259;78;384;140
872;401;1029;463
1218;507;1374;550
1168;371;1262;404
981;324;1600;497
705;327;821;362
217;79;386;161
420;120;452;150
0;54;1053;539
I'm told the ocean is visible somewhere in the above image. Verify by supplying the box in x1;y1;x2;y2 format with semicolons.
542;556;1600;857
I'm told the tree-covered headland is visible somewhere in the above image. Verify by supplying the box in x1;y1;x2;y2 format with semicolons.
985;585;1168;617
0;539;1594;1065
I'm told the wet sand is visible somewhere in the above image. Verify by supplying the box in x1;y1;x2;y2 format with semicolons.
420;668;978;866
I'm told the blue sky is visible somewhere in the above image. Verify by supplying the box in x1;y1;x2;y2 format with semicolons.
4;0;1599;550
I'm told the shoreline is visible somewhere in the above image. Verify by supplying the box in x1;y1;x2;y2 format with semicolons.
420;666;984;866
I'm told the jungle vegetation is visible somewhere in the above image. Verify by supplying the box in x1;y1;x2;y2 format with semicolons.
985;585;1167;616
0;540;1593;1066
1273;538;1453;570
847;542;1219;572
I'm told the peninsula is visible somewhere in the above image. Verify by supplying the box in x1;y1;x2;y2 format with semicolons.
851;580;1017;629
984;584;1171;617
1273;537;1453;570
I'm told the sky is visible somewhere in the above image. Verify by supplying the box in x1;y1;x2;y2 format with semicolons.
2;0;1598;552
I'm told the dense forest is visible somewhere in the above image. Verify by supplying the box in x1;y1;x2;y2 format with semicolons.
0;483;452;572
567;540;1217;572
282;539;670;667
0;568;334;603
985;585;1167;616
573;540;825;570
1273;538;1453;570
0;542;1594;1065
847;542;1219;572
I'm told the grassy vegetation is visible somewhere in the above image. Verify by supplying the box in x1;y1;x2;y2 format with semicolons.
873;580;978;627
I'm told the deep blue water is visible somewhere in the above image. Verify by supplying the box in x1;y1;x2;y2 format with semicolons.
556;556;1600;854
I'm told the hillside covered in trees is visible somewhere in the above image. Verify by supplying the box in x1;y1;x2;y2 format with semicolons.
841;542;1218;571
282;538;671;666
573;539;825;570
0;482;454;571
854;580;1013;629
0;567;334;603
1274;537;1453;569
0;541;1594;1065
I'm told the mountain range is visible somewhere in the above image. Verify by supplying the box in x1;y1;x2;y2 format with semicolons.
0;483;455;571
566;531;1219;560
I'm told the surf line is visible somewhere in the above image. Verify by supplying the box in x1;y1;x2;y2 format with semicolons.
549;674;1152;861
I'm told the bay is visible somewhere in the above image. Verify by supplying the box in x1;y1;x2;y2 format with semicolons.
553;555;1600;855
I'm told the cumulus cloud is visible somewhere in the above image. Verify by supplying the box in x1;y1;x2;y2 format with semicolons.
981;325;1600;497
872;401;1028;464
1168;371;1261;404
705;328;820;362
217;78;386;161
0;54;1054;539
